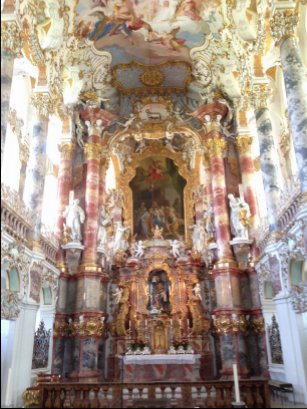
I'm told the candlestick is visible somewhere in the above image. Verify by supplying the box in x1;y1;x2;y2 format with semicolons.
233;363;241;403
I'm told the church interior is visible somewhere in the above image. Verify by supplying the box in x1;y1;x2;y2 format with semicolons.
1;0;307;407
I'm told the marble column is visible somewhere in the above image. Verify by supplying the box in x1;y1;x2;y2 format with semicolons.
271;8;307;191
236;134;259;231
55;141;76;267
24;98;50;249
1;21;22;166
206;137;233;262
81;124;103;267
253;90;282;229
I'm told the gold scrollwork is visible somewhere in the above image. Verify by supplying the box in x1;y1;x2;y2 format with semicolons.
72;317;105;337
53;319;68;337
31;92;54;118
236;135;253;154
270;9;298;44
212;314;250;334
250;316;265;334
1;21;23;57
140;69;165;86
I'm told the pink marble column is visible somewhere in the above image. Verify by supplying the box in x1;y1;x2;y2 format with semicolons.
236;134;259;230
206;136;233;262
55;142;76;267
81;132;103;267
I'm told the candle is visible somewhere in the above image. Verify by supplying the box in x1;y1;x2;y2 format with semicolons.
233;363;241;403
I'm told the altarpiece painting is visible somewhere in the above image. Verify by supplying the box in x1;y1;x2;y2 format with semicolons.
129;156;186;240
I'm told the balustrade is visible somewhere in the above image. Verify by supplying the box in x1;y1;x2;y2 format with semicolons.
38;379;270;408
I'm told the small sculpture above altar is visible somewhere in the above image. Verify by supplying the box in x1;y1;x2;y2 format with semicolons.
228;193;251;239
190;220;206;252
147;270;172;314
113;221;130;253
63;199;85;242
97;205;111;250
152;225;164;240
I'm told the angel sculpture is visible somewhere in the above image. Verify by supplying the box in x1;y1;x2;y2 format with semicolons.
134;240;145;258
170;239;181;258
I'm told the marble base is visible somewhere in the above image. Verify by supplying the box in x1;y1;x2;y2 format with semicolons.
230;239;252;269
123;354;201;382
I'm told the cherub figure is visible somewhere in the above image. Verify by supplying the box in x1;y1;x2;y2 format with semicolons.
192;282;202;300
152;225;164;240
170;239;181;258
134;240;145;258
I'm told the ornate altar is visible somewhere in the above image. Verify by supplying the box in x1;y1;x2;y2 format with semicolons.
108;237;213;381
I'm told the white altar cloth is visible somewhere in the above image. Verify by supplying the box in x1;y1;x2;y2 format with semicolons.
123;354;200;365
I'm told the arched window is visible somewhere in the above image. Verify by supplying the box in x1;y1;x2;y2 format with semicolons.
42;286;52;305
289;259;306;286
8;267;20;292
263;281;274;299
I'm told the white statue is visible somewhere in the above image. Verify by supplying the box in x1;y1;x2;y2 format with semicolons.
97;205;111;248
113;221;130;252
79;315;84;324
190;220;206;252
192;283;202;301
228;193;251;239
203;203;215;239
112;287;123;304
170;239;181;258
134;240;145;258
63;199;85;242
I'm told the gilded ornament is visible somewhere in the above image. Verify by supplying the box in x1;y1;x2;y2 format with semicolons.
250;316;265;334
84;142;103;161
22;389;40;408
253;156;261;171
140;69;165;86
206;138;227;156
58;142;76;160
270;9;298;44
19;143;30;163
251;82;273;110
1;21;23;57
31;92;54;118
236;135;253;154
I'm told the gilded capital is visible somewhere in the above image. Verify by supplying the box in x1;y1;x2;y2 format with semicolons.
58;142;76;160
270;9;298;44
1;21;23;57
236;135;253;154
251;83;273;111
31;93;54;118
84;142;103;161
206;138;227;157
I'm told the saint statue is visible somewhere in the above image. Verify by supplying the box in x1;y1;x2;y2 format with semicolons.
113;221;130;252
63;199;85;242
147;271;171;313
190;220;206;252
134;240;145;258
228;193;251;239
97;205;111;249
203;203;215;239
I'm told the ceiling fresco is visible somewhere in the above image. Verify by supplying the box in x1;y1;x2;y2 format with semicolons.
75;0;223;65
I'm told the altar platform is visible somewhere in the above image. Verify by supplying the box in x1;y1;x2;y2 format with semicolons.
122;354;201;382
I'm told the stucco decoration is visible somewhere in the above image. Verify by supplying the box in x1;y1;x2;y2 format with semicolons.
1;289;22;320
1;242;31;300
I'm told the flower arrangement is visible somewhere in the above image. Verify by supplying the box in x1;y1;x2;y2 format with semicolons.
173;340;189;350
131;340;146;351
